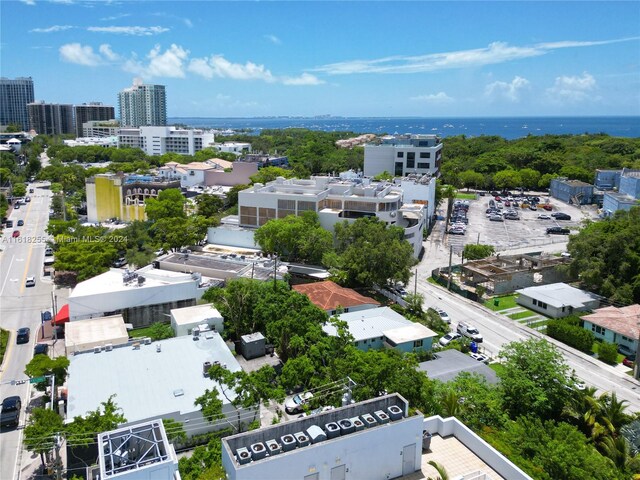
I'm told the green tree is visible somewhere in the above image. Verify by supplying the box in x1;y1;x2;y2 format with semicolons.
23;408;64;468
493;169;522;189
146;322;175;340
538;173;559;189
53;239;119;282
162;418;187;444
373;171;394;181
518;168;541;189
463;244;495;260
546;320;595;353
458;170;484;191
144;188;186;221
497;339;572;420
151;215;209;251
226;184;249;207
24;355;70;392
12;183;27;197
202;279;262;341
65;395;126;447
195;194;224;218
249;166;294;184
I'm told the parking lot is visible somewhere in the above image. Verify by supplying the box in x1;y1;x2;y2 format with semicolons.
444;192;600;254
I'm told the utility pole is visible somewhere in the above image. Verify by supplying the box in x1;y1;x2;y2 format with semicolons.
447;245;453;291
414;268;418;295
477;232;480;245
273;256;277;291
53;433;63;480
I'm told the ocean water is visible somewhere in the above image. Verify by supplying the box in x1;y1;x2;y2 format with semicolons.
168;116;640;140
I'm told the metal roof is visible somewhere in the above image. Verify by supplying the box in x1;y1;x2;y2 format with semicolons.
323;307;412;342
515;283;602;309
418;350;498;384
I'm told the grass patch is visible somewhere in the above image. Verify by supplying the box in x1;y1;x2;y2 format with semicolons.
0;329;9;365
489;363;506;377
129;323;168;339
485;294;519;311
427;277;439;286
507;310;537;320
455;192;477;200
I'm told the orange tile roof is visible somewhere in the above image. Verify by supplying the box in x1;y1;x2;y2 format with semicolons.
581;304;640;339
293;281;380;311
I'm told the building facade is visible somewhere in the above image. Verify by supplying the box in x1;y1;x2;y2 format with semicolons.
82;119;120;137
118;126;215;156
118;80;166;127
364;134;442;177
214;142;252;155
0;77;34;131
237;172;428;258
27;101;74;135
516;283;602;318
549;178;595;205
602;169;640;215
580;305;640;356
73;102;115;137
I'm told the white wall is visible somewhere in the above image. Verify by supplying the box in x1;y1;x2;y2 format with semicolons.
207;225;257;249
171;315;224;337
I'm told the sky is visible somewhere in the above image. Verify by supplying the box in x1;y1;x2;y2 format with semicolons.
1;0;639;118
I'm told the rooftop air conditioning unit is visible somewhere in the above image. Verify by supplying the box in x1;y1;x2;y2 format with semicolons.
94;346;101;354
203;361;212;376
350;416;365;432
156;344;161;353
250;442;267;461
144;337;152;345
236;447;251;465
338;419;355;435
104;344;113;352
373;410;390;424
360;413;377;428
324;422;340;439
387;405;403;421
306;425;327;444
265;440;281;456
293;432;310;448
280;434;296;452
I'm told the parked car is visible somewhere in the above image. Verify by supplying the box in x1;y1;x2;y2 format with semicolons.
113;257;127;268
17;220;24;226
29;188;34;193
469;352;490;364
618;344;635;356
14;204;20;210
448;227;465;235
457;322;483;343
0;396;21;428
435;308;451;324
25;276;36;287
551;212;571;220
538;214;551;220
16;327;30;344
12;230;20;238
623;356;635;368
34;343;49;356
547;227;570;235
285;391;314;414
489;215;504;222
438;332;462;347
541;204;553;211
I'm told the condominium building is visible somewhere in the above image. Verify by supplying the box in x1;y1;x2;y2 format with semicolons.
364;134;443;177
27;101;74;135
73;102;115;137
118;126;215;156
118;79;166;127
237;171;430;258
0;77;34;131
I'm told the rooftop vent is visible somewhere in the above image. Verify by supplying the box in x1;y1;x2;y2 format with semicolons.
351;416;365;432
280;434;296;452
94;346;101;354
360;413;377;428
203;361;212;376
144;337;152;345
373;410;389;424
250;442;267;461
338;418;355;435
306;425;327;444
104;344;113;352
236;447;251;465
324;422;340;439
265;440;281;456
387;405;403;421
294;432;310;448
156;343;161;353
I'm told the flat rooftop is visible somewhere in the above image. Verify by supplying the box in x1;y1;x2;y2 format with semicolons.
418;349;498;384
65;315;129;353
160;252;276;281
67;332;241;423
323;307;412;342
516;283;602;309
171;303;221;326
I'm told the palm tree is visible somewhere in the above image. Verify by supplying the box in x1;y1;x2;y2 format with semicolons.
427;460;449;480
441;390;462;418
600;392;631;433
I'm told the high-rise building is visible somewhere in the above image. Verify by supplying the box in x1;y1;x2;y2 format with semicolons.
118;79;167;127
0;77;35;131
74;102;115;137
27;101;74;135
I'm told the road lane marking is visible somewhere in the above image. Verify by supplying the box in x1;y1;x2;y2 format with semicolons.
18;194;44;295
0;255;16;296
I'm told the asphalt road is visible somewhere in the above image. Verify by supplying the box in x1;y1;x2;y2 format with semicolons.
0;183;53;480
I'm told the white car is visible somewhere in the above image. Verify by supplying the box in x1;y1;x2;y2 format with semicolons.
469;352;489;364
284;391;314;414
25;276;36;287
435;308;451;324
438;332;462;347
538;214;552;220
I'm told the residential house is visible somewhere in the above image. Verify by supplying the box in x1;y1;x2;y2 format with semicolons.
293;281;380;315
580;305;640;355
515;283;602;318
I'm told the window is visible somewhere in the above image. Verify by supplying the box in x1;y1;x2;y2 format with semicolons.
413;339;424;348
533;299;537;306
258;207;276;226
239;206;257;226
397;152;404;158
297;200;316;212
417;162;430;169
420;152;431;158
277;199;295;218
354;341;359;346
406;158;415;169
344;200;376;212
395;162;404;176
406;152;415;169
591;325;605;335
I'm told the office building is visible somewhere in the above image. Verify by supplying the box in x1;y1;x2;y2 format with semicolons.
73;102;115;137
364;134;443;177
118;80;167;127
118;126;215;156
0;77;34;131
82;119;119;137
27;101;74;135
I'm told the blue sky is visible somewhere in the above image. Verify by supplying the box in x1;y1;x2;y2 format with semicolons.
2;1;639;117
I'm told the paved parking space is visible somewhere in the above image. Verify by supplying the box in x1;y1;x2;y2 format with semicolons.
445;193;599;254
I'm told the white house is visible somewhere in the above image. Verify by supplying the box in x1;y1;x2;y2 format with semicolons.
170;303;224;336
364;134;442;178
67;332;254;437
214;142;252;155
516;283;603;318
67;266;206;327
156;161;216;188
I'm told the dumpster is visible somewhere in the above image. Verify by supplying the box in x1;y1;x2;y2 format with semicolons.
470;341;478;353
493;298;500;307
422;430;432;451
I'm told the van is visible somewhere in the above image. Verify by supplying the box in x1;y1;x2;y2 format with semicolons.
44;247;54;256
457;322;483;343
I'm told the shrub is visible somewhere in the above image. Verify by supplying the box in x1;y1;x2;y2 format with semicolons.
546;321;594;353
597;341;619;364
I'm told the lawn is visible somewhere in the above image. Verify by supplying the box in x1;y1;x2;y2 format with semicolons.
0;329;9;365
485;294;519;311
507;311;537;320
489;363;506;377
129;323;165;339
455;192;477;200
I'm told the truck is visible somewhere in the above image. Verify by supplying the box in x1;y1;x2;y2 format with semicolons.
456;322;483;343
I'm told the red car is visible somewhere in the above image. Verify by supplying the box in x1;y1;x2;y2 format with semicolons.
623;357;635;368
12;230;20;238
541;204;553;211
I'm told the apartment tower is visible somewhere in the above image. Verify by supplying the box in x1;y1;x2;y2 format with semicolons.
74;102;115;137
27;101;74;135
118;79;167;127
0;77;35;131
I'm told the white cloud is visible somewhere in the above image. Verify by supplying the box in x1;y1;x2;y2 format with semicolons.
188;55;275;82
411;92;454;103
546;72;597;102
59;43;103;66
314;36;640;75
87;26;169;36
30;25;73;33
281;73;324;85
99;44;119;61
264;34;282;45
101;14;131;21
123;44;189;78
485;76;530;102
20;0;36;5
